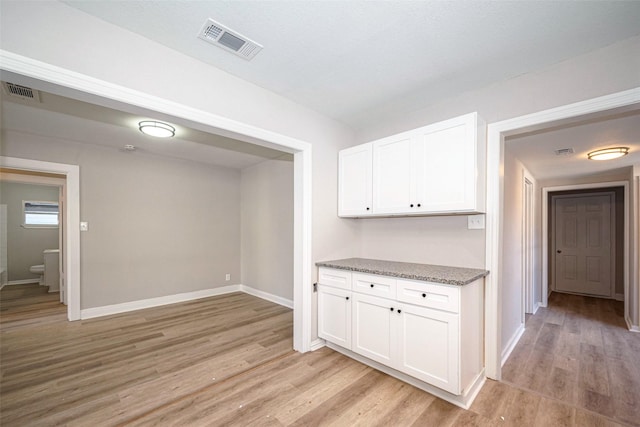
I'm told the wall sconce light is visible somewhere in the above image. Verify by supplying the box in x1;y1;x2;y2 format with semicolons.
587;147;629;161
138;121;175;138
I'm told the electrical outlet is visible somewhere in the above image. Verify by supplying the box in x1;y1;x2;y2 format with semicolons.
467;215;485;230
225;274;231;281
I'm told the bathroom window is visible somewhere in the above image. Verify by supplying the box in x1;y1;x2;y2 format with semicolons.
22;200;59;228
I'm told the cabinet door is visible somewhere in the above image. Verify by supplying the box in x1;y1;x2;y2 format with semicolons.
415;114;477;212
397;303;460;394
373;134;414;214
352;293;397;366
339;143;373;217
318;285;352;348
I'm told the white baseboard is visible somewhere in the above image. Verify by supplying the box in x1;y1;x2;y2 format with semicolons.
309;338;326;351
80;285;294;320
240;285;293;309
615;293;624;302
81;285;242;319
532;302;541;314
7;279;40;286
501;323;525;367
625;316;640;332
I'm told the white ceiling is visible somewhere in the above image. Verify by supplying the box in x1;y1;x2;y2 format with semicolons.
506;109;640;181
1;90;290;169
62;0;640;129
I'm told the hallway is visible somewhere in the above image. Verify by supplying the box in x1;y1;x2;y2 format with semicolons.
502;292;640;426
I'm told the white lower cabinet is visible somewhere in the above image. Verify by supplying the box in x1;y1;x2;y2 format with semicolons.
352;293;397;366
397;303;459;394
318;267;483;402
317;284;351;349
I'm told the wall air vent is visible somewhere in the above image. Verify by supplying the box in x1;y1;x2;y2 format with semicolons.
2;82;41;102
554;148;574;156
198;18;263;60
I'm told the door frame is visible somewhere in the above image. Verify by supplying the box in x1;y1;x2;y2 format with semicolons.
0;159;80;319
543;183;627;306
485;87;639;380
522;168;535;315
0;50;314;353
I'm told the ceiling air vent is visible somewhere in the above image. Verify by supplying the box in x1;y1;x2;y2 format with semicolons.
198;18;263;60
554;148;574;156
2;82;41;102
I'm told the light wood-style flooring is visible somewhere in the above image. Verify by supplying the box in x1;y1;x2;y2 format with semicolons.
1;285;635;426
502;292;640;427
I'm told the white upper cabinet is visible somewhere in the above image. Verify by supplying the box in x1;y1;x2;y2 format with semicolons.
373;132;414;214
338;143;373;216
339;112;485;217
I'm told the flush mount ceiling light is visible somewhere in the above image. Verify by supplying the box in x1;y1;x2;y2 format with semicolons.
138;121;175;138
587;147;629;161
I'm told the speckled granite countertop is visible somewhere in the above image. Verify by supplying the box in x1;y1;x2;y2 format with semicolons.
316;258;489;286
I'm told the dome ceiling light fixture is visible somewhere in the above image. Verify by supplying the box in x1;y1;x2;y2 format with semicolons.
138;120;175;138
587;147;629;161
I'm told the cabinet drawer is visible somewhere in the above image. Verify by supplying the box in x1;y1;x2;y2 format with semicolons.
318;267;352;290
396;279;459;313
353;273;396;299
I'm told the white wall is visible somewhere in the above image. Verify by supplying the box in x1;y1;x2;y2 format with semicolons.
501;147;544;355
353;36;640;270
357;216;485;268
1;130;242;309
241;157;294;300
352;35;640;271
0;1;360;279
352;35;640;350
0;1;360;321
0;182;59;281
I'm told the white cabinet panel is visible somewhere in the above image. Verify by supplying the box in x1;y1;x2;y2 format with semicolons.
338;143;373;217
352;272;396;299
396;279;460;313
318;285;351;348
352;293;397;366
373;133;414;214
417;117;476;212
397;303;460;394
318;267;352;291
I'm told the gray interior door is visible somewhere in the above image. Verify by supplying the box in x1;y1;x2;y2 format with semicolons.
554;193;613;297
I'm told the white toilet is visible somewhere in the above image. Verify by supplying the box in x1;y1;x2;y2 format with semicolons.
29;264;45;286
29;249;60;292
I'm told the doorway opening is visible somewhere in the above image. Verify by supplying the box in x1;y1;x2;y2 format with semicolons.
548;187;624;302
0;161;79;319
0;171;65;303
485;88;639;380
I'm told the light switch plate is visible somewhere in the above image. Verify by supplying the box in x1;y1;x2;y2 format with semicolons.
467;215;485;230
80;222;89;231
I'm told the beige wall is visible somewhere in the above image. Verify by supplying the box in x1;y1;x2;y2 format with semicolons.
0;181;59;281
1;130;242;309
241;158;294;300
